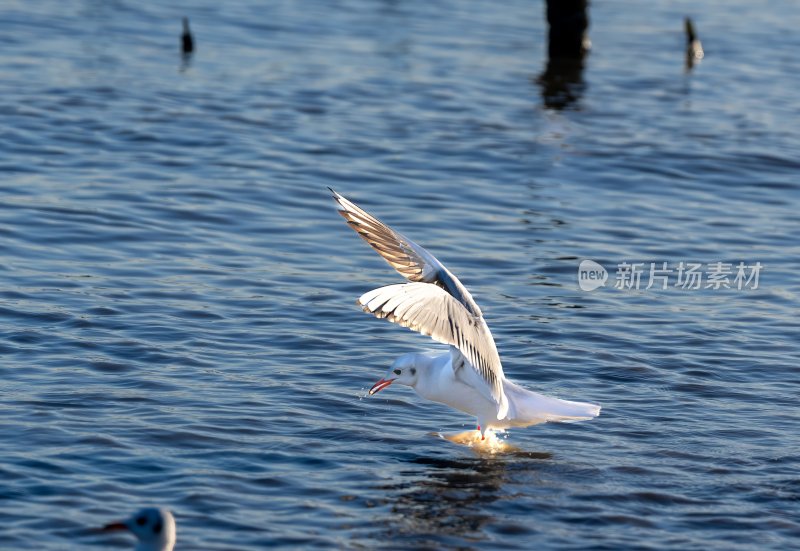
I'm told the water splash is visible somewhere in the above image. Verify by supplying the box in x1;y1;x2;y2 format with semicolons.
435;429;520;455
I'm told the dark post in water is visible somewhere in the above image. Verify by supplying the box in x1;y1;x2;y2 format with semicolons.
538;0;589;110
546;0;589;60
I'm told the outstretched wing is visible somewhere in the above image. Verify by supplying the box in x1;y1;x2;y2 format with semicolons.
358;282;508;419
331;188;481;318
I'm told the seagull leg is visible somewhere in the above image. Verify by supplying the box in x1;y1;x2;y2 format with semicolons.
477;419;487;440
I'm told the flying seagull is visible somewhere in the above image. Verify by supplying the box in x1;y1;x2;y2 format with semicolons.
332;189;600;439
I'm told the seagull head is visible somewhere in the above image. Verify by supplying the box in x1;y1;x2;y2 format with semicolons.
369;353;420;395
103;507;176;551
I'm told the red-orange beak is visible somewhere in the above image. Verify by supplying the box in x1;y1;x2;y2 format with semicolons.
101;521;128;532
369;377;396;395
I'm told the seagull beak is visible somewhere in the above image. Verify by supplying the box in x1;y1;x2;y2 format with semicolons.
369;377;396;395
101;521;128;532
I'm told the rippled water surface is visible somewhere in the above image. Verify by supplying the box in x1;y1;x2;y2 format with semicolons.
2;0;799;549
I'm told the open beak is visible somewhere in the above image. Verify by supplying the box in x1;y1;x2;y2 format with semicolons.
101;522;128;532
369;377;396;395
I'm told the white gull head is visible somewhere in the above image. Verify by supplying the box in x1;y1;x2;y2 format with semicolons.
369;352;422;394
102;507;176;551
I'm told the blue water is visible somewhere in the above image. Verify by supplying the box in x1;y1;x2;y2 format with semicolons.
1;0;799;549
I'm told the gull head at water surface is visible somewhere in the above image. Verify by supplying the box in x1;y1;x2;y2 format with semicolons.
102;507;176;551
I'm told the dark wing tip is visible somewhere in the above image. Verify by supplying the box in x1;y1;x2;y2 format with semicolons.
330;188;350;217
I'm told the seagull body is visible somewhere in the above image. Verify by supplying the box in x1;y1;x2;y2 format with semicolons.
332;190;600;438
102;507;176;551
388;350;601;435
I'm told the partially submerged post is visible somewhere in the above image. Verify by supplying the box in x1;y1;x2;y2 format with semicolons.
546;0;590;60
685;17;704;70
538;0;590;109
181;17;194;55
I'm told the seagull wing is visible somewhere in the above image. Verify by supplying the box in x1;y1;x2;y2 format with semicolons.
358;282;508;419
331;188;482;318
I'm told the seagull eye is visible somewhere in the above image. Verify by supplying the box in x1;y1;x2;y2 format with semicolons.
136;516;146;526
153;521;162;534
393;369;401;375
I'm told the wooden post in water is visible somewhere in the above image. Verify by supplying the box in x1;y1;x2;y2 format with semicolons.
546;0;589;60
538;0;589;109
